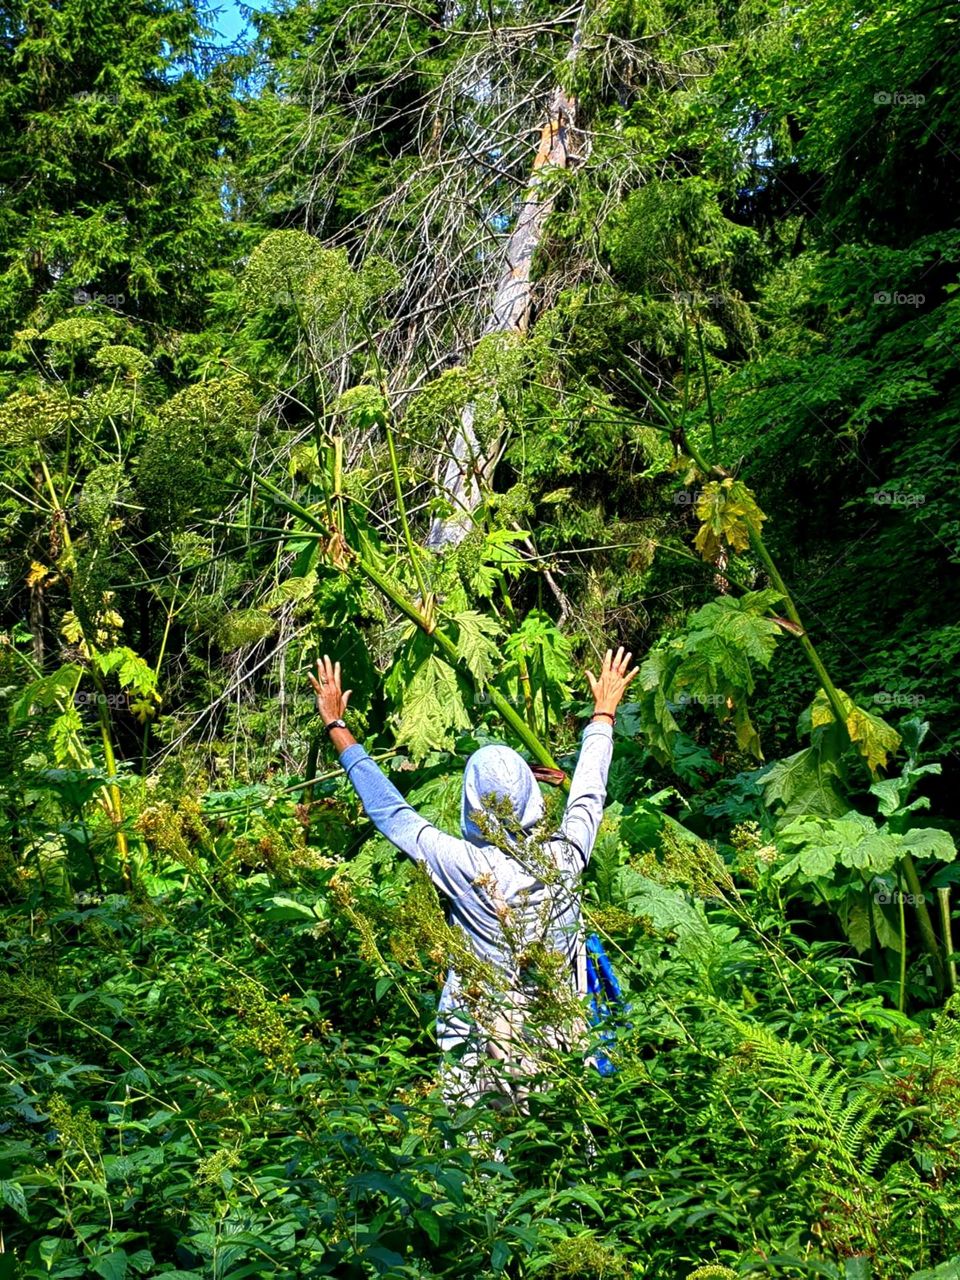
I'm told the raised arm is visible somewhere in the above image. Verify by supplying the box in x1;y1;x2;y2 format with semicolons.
308;656;479;897
558;647;639;869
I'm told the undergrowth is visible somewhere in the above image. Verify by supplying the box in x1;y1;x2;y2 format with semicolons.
2;768;959;1279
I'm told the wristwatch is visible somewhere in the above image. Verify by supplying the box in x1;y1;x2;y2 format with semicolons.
324;718;348;733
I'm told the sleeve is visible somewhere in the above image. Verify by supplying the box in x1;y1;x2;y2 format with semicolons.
556;721;614;871
339;744;480;898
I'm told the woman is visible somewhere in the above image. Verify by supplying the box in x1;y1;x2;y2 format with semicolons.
309;646;638;1106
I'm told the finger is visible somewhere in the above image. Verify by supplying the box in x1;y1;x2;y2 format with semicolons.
342;689;352;708
623;666;640;686
323;654;333;680
586;671;598;694
334;660;341;686
615;646;625;671
603;648;612;673
308;674;320;693
620;650;633;674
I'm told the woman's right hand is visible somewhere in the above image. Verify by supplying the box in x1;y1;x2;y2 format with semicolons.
308;654;352;723
586;646;639;718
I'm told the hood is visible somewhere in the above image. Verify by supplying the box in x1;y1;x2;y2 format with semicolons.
460;744;545;848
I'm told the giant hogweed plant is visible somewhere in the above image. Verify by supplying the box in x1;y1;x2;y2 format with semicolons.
1;306;260;897
233;232;958;1011
235;272;571;774
589;349;958;1006
230;237;793;777
1;324;166;883
762;718;958;1010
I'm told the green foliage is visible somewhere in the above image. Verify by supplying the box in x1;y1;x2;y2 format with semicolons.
456;528;529;601
809;687;902;778
637;590;784;761
759;746;849;821
136;374;256;529
604;177;761;350
0;385;83;445
384;627;473;759
694;479;767;561
503;609;575;733
776;811;902;881
240;231;369;327
3;766;960;1278
404;334;527;457
452;608;502;688
0;0;240;336
214;608;278;652
2;0;960;1273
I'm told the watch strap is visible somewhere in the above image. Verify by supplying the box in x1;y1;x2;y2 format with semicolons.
324;717;348;733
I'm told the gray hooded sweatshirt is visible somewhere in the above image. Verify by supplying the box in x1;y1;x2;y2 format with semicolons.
339;721;613;1052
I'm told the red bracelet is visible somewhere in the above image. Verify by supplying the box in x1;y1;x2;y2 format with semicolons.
591;711;616;723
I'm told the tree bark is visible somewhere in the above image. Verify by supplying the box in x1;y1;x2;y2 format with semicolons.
425;35;583;549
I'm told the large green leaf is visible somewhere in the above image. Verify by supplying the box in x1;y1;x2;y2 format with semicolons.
90;1252;128;1280
0;1179;28;1220
263;896;323;923
909;1256;960;1279
636;592;785;764
615;871;715;959
96;646;158;697
759;748;848;821
451;609;502;688
390;653;471;761
810;688;901;776
685;591;784;668
9;663;82;723
901;827;957;862
694;478;767;560
775;812;900;884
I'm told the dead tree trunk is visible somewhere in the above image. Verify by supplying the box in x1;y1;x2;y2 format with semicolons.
425;35;583;550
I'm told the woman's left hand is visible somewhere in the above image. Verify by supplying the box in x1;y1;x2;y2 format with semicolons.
308;654;352;723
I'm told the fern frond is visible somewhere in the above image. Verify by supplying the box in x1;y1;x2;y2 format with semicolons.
707;1000;895;1190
